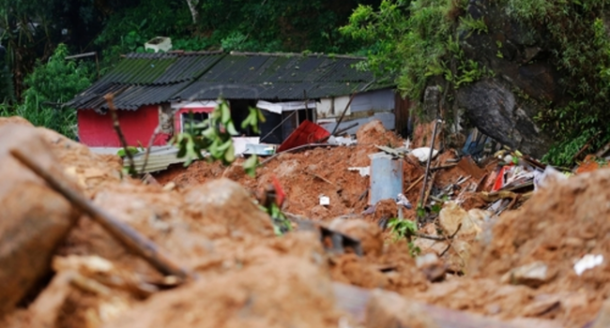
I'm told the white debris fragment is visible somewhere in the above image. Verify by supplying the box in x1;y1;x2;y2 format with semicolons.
396;193;412;209
574;254;604;276
319;195;330;206
534;166;568;191
348;166;370;177
411;147;439;162
328;136;357;146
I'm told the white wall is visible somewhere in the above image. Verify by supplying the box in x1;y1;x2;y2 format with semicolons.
316;88;396;134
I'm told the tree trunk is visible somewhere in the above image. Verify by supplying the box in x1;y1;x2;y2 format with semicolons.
185;0;200;25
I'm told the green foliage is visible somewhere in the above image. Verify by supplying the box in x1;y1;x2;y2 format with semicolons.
342;0;454;100
458;14;488;36
505;1;610;166
0;44;92;138
261;202;292;236
172;98;264;177
388;217;418;238
387;218;420;256
116;146;140;158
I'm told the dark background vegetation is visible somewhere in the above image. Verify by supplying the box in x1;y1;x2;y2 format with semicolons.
1;0;609;165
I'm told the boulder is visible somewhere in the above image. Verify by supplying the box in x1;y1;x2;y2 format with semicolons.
183;178;275;237
0;124;79;316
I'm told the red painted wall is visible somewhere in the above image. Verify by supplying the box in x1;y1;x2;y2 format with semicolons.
78;105;169;147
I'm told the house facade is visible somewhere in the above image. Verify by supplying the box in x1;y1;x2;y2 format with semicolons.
67;51;408;150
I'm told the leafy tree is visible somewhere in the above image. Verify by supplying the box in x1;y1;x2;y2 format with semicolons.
9;44;92;138
342;0;610;166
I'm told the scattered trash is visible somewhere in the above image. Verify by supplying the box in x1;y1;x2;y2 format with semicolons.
574;254;604;276
411;147;439;162
534;166;568;191
348;166;370;177
3;115;607;328
329;136;357;146
396;193;412;209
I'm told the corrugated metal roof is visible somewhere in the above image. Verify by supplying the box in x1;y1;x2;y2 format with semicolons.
97;52;224;85
67;51;394;111
174;81;376;101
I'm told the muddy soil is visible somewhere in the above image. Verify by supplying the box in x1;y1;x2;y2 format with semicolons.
2;117;609;328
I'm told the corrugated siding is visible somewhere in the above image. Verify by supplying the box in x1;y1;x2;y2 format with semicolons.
351;89;396;112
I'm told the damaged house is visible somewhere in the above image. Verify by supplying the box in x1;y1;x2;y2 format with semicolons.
67;50;408;152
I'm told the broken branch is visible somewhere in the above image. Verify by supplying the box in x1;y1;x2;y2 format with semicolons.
439;223;462;257
418;119;442;223
140;126;161;174
10;148;192;281
104;93;136;175
405;174;424;193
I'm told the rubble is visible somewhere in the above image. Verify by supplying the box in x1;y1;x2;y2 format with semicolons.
3;116;610;328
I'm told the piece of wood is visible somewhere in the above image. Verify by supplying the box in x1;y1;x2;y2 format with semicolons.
140;126;161;174
430;163;458;171
418;119;442;223
595;140;610;158
104;93;136;174
405;174;424;194
10;148;192;281
572;131;602;161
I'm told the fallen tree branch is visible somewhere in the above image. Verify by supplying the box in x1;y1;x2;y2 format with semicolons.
10;148;192;281
573;131;602;162
104;93;135;175
418;119;442;224
140;126;161;175
440;223;462;257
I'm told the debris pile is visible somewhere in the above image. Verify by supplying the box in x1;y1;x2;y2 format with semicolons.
2;117;610;328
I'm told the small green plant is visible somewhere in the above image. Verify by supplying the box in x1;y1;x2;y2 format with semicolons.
458;15;488;36
261;202;292;236
387;218;421;257
172;98;265;177
116;146;140;158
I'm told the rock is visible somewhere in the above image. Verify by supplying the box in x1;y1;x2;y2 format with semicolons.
364;289;436;328
422;86;441;121
0;124;79;316
328;219;384;257
457;79;552;158
438;202;482;237
363;288;534;328
416;253;446;282
105;258;343;328
184;178;274;237
521;294;561;317
450;0;566;158
501;261;555;288
590;298;610;328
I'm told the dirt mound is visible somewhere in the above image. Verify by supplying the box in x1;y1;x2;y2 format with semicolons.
104;257;344;328
0;117;123;196
356;119;403;147
466;168;610;327
330;239;429;295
